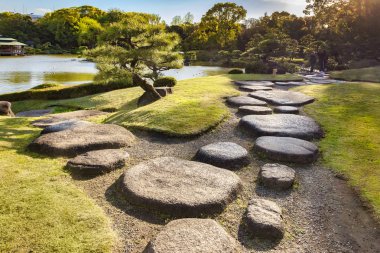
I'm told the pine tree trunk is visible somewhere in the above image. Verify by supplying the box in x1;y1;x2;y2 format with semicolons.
133;73;161;99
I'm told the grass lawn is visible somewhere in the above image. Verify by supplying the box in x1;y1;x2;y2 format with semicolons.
330;66;380;83
0;117;115;252
294;83;380;218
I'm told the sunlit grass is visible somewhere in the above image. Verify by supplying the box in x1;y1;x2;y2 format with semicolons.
330;66;380;83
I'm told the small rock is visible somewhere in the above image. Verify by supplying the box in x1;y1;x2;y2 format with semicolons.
273;106;300;114
227;96;267;107
238;106;272;115
41;119;92;135
259;163;296;190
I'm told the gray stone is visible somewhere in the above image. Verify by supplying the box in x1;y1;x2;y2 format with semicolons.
235;81;274;87
67;149;129;175
32;110;108;128
28;124;136;157
138;87;173;107
273;106;299;114
0;101;14;117
227;96;267;107
260;163;296;190
120;157;242;217
275;81;306;86
239;85;272;92
254;136;319;164
195;142;249;170
16;109;53;117
143;219;241;253
238;106;272;115
41;119;92;135
249;90;315;106
246;198;284;239
308;79;336;84
239;114;323;140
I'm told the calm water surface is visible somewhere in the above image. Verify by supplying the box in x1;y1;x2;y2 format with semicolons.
0;55;231;94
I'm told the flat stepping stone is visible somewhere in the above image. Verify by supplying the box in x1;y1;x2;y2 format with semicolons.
249;90;315;106
239;114;322;140
194;142;249;170
273;106;299;114
143;219;241;253
238;106;272;115
308;79;336;84
32;110;108;128
235;81;274;87
120;157;242;217
41;119;92;135
275;81;306;86
16;109;53;117
246;198;284;239
67;149;129;175
259;163;296;190
239;85;273;92
254;136;319;164
28;124;135;157
227;96;267;107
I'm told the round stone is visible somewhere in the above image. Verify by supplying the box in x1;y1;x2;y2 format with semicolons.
246;198;284;239
239;114;323;140
227;96;267;107
143;219;241;253
195;142;249;170
235;81;274;87
259;163;296;190
254;136;319;164
249;90;315;106
28;124;136;157
273;106;300;114
120;157;242;217
238;106;272;115
41;119;92;135
67;149;129;175
239;85;273;92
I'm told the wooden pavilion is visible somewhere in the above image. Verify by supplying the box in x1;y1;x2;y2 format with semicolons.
0;36;26;56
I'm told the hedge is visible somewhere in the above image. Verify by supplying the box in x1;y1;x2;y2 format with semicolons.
154;77;177;87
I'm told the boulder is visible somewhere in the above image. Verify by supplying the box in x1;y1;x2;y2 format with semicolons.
238;106;272;115
259;163;296;190
28;124;136;157
143;219;241;253
273;106;299;114
246;198;284;239
239;114;322;140
254;136;319;164
120;157;242;217
227;96;267;107
16;109;53;117
41;119;92;135
249;90;315;106
67;149;129;175
195;142;250;170
0;101;14;117
239;85;272;92
138;87;173;107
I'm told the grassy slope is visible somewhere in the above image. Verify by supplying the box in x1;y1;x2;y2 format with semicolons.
294;83;380;218
0;117;115;252
330;66;380;83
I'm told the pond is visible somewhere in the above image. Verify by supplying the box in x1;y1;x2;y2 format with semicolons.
0;55;232;94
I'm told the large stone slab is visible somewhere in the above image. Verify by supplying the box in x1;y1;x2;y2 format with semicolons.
273;106;299;114
28;124;135;157
259;163;296;190
238;106;272;115
143;219;241;253
16;109;53;117
235;81;274;87
254;136;319;164
195;142;250;170
227;96;267;107
246;198;284;239
41;119;92;135
32;110;108;128
239;85;272;92
120;157;242;217
249;90;315;106
67;149;129;175
239;114;323;140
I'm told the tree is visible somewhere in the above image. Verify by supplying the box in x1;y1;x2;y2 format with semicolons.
78;17;103;48
183;12;194;24
171;16;182;26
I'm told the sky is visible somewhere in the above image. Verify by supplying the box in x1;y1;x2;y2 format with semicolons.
0;0;308;22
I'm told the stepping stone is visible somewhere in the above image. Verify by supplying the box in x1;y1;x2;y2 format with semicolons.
308;79;336;84
239;85;273;92
16;109;53;117
246;198;284;239
143;219;241;253
239;114;322;140
227;96;267;107
254;136;319;164
259;163;296;190
273;106;299;114
275;81;306;86
41;119;92;135
194;142;249;170
120;157;242;217
32;110;108;128
249;90;315;106
28;124;136;157
238;106;272;115
67;149;129;175
235;81;274;87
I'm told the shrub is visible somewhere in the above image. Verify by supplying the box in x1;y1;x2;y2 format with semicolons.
154;77;177;87
275;62;299;74
245;61;269;74
30;83;63;90
228;69;244;74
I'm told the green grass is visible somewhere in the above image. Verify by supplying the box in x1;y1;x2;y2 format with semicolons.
331;66;380;83
294;83;380;218
0;117;115;252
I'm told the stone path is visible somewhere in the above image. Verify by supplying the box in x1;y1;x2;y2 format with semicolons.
234;81;274;87
238;106;273;115
273;106;299;114
239;85;273;92
227;96;267;107
41;119;92;135
249;90;315;106
259;163;296;190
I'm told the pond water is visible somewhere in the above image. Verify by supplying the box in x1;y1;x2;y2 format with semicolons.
0;55;231;94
